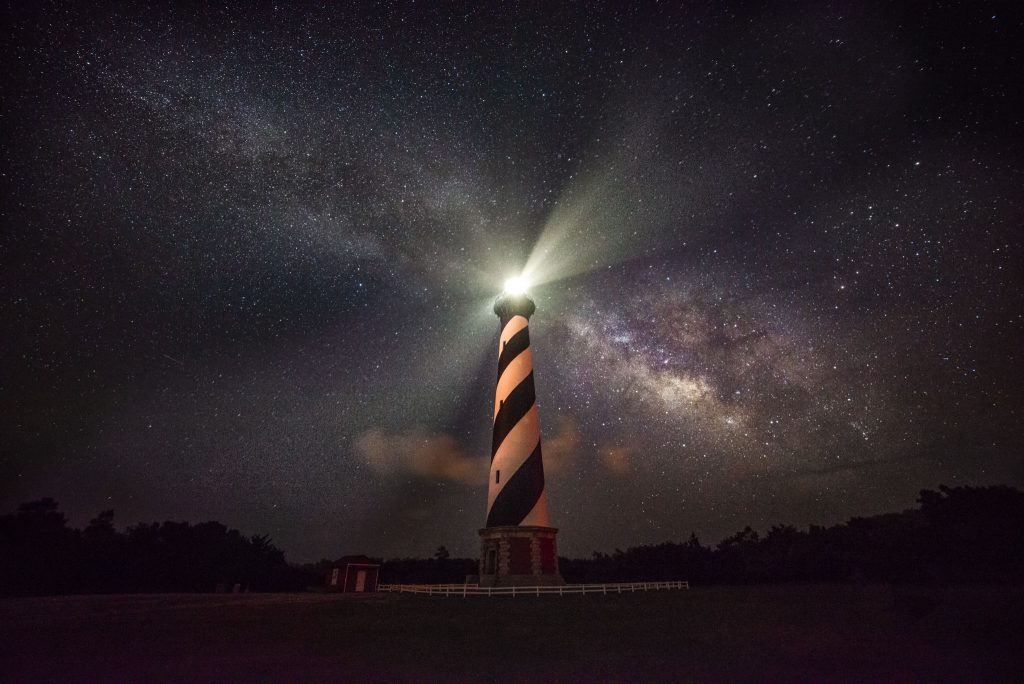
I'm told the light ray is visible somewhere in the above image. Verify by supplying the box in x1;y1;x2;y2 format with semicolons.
522;119;682;288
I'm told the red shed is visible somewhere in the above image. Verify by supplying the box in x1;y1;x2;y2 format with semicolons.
326;555;380;593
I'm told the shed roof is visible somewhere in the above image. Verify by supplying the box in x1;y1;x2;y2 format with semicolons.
333;555;379;566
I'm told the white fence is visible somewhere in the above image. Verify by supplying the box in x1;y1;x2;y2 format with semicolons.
377;581;689;597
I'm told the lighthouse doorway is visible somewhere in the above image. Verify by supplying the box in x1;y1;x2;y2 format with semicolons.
485;548;497;575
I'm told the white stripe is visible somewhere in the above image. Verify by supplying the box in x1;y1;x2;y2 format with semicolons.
487;405;540;512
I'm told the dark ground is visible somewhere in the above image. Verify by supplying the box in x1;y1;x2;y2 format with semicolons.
1;585;1021;683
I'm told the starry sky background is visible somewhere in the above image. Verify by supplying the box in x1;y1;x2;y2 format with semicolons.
3;2;1022;561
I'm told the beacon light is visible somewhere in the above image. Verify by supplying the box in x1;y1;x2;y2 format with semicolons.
503;275;528;295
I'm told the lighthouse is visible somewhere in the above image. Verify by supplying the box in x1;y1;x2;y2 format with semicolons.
478;277;564;586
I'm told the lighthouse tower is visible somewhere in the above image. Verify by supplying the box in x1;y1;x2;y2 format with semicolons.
479;282;563;586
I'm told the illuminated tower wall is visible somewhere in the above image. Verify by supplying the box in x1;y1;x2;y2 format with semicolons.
487;294;549;527
478;292;563;586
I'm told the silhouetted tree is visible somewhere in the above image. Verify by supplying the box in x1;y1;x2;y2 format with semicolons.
380;553;476;584
0;498;80;595
0;500;300;596
553;486;1024;586
80;510;123;593
916;485;1024;583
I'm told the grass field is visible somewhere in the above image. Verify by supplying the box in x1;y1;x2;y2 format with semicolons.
1;584;1021;682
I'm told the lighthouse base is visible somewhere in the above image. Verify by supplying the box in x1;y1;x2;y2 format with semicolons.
478;526;564;587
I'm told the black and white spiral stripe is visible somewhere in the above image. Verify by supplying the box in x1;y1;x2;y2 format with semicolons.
486;296;550;528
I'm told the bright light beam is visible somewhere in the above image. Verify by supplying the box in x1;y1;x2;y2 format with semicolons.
520;111;715;290
503;275;528;295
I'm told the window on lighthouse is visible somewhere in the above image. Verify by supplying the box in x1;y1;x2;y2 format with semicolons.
496;470;500;484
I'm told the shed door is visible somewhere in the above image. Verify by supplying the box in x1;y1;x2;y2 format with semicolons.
355;570;367;592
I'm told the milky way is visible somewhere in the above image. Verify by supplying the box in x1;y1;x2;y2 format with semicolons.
3;3;1021;559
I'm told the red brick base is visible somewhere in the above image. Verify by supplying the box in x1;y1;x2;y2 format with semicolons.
478;526;564;587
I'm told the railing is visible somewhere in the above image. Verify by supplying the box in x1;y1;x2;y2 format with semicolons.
377;581;689;597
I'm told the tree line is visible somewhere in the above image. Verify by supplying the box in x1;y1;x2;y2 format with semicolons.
562;485;1024;585
2;485;1021;595
373;485;1024;586
0;498;304;595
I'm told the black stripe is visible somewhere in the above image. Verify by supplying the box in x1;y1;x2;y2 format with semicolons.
486;441;545;527
497;327;530;381
491;372;536;460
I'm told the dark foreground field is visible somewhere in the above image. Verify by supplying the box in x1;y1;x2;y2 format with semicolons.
1;584;1021;682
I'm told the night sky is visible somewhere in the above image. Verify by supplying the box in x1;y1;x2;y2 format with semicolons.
3;3;1022;561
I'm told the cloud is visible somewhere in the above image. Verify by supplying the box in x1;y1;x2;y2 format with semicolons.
354;429;485;485
602;445;635;475
355;416;580;486
542;416;581;476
